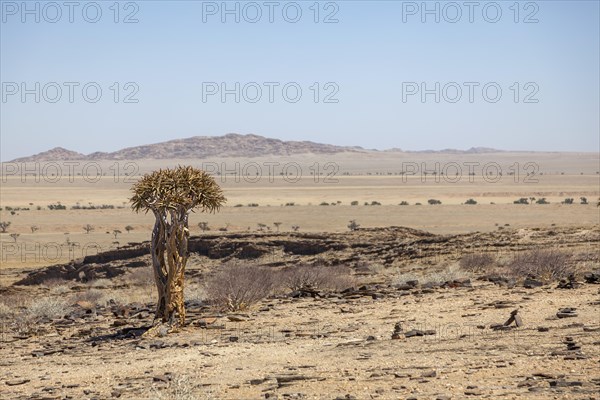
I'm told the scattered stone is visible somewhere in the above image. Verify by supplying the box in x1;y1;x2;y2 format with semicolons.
227;315;247;322
391;322;403;339
464;385;482;396
557;274;581;289
229;336;239;342
524;278;544;289
421;370;437;378
537;326;550;332
549;380;583;387
583;271;600;284
404;329;436;338
556;308;578;318
503;309;523;327
6;379;30;386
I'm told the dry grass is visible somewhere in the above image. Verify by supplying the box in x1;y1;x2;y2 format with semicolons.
420;264;471;285
279;264;355;291
459;252;497;272
504;248;574;281
205;263;275;311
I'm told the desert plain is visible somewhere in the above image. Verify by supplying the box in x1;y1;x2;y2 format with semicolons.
0;150;599;399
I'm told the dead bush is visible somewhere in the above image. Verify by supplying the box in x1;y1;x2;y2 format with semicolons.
25;297;70;321
279;264;354;291
71;289;105;306
128;266;154;286
505;248;573;281
420;264;471;285
205;264;275;311
459;253;496;272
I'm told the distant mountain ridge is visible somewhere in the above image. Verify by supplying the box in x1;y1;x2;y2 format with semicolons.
9;133;505;162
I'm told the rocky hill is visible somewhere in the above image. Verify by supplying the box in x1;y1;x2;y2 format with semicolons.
10;134;367;162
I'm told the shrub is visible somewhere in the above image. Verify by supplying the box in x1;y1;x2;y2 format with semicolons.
459;253;496;272
399;201;409;206
420;265;470;285
25;297;70;320
513;198;529;204
205;264;275;311
562;198;574;204
505;249;573;281
319;202;330;206
536;198;549;204
347;220;360;231
370;201;381;206
465;198;477;205
428;199;442;205
279;264;354;291
350;201;359;206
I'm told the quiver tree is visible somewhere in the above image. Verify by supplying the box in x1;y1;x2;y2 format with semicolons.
130;166;226;330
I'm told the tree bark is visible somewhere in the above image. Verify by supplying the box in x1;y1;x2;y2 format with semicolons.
149;209;189;327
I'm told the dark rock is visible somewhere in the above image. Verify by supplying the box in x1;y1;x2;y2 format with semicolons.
557;308;578;318
583;271;600;284
524;279;544;288
6;379;30;386
549;380;583;387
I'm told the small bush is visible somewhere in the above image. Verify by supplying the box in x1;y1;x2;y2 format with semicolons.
399;201;409;206
25;297;70;320
465;198;477;205
536;198;549;204
350;201;359;206
505;249;573;280
428;199;442;205
421;265;470;285
279;264;354;291
459;253;496;272
513;198;529;204
205;264;274;311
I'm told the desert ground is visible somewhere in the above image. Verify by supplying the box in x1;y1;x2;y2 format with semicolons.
0;152;599;399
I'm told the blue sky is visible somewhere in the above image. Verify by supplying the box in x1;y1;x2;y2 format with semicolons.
1;0;599;160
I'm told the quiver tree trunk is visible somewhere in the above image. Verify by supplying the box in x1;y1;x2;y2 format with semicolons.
130;166;226;334
151;208;190;326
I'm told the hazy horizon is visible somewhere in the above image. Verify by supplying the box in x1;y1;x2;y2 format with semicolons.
5;131;600;162
2;1;599;161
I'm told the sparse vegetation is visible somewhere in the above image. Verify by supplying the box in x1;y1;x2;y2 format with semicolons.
347;219;360;231
459;252;496;272
205;263;274;311
465;198;477;205
513;198;529;204
125;225;134;233
9;233;20;242
428;199;442;205
30;225;39;233
279;264;354;291
505;249;573;281
562;198;574;204
350;201;359;206
83;224;95;234
536;198;549;204
0;221;11;233
399;201;409;206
